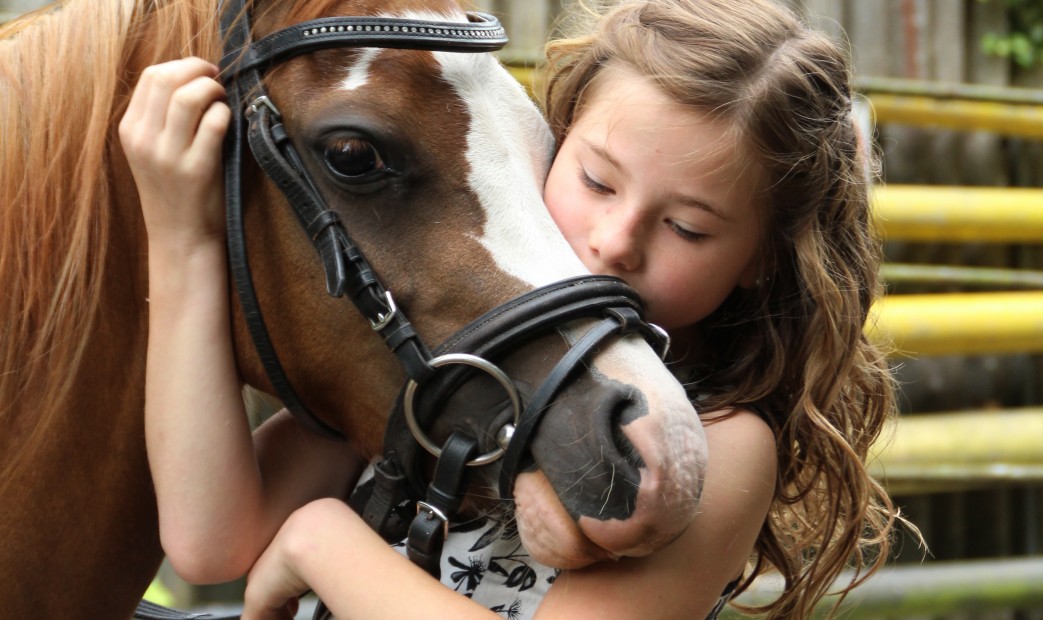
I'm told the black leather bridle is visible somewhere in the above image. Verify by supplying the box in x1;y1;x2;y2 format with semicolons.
216;0;675;572
136;3;671;618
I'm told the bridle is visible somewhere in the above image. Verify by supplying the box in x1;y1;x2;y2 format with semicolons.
219;0;671;577
135;3;672;618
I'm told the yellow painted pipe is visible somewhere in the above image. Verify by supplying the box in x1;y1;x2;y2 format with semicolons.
509;66;1043;137
869;291;1043;356
873;185;1043;243
870;408;1043;485
882;263;1043;290
723;557;1043;617
868;93;1043;138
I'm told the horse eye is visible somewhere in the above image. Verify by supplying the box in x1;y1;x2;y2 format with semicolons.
323;136;387;179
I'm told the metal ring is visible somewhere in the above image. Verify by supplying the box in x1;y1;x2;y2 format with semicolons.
646;322;671;361
403;353;522;466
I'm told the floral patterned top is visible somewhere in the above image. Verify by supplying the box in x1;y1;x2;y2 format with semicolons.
383;511;736;620
389;518;556;620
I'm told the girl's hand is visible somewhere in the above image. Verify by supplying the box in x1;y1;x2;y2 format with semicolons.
242;498;500;620
241;502;335;620
119;57;230;250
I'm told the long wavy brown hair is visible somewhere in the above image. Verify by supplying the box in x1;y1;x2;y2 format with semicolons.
540;0;912;617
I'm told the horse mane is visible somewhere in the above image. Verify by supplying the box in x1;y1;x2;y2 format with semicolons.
0;0;351;488
0;0;226;481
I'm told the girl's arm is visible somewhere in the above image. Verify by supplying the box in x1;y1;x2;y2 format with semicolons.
241;408;776;619
243;499;500;620
120;57;363;585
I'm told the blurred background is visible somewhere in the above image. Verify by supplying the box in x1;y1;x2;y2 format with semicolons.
4;0;1042;617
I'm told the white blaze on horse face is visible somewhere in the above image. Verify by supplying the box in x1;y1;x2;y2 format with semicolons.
436;52;588;287
380;10;584;287
340;47;382;91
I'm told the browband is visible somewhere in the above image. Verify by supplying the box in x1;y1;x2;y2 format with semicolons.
224;12;507;74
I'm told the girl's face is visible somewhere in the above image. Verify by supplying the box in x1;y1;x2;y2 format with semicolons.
544;65;766;336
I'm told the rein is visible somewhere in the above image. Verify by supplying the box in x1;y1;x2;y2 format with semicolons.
137;2;668;618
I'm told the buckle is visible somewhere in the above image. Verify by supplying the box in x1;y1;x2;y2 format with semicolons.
416;501;450;539
369;291;398;331
245;95;281;119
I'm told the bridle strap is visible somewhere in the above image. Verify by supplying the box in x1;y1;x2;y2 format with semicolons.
406;432;479;578
220;2;346;439
244;104;435;383
217;4;506;440
225;12;508;74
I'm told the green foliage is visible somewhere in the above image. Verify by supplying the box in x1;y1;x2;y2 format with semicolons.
979;0;1043;68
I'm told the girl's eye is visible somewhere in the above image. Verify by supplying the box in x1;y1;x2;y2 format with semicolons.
668;220;707;242
323;137;388;180
577;167;613;195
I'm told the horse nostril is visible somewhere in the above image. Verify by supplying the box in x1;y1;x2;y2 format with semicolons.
611;397;646;471
526;374;653;522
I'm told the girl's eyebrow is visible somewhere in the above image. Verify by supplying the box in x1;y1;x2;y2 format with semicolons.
671;193;731;221
581;138;623;171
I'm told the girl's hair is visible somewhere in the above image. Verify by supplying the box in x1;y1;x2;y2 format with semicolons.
541;0;906;616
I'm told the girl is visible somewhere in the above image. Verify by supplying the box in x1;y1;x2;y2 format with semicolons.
121;0;905;618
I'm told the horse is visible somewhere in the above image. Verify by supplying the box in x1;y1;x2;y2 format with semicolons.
0;0;707;617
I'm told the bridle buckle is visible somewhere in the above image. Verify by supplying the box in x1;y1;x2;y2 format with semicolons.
369;291;398;331
415;501;450;539
245;94;281;120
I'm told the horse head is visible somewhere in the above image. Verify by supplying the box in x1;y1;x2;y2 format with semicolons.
225;0;708;568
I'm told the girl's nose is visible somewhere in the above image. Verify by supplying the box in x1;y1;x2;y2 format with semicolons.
589;207;643;272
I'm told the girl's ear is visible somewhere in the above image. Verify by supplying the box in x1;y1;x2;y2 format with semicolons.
738;266;759;290
738;250;767;290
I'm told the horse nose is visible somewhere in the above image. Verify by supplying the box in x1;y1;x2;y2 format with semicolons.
523;355;705;558
529;379;657;522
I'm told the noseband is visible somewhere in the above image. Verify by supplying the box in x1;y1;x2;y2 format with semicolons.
219;0;670;577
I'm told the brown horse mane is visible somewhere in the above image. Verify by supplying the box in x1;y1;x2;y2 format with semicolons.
0;0;346;492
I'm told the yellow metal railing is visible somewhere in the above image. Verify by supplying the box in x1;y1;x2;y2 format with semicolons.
511;69;1043;138
722;557;1043;618
870;291;1043;357
870;407;1043;494
859;76;1043;138
873;185;1043;243
868;94;1043;138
